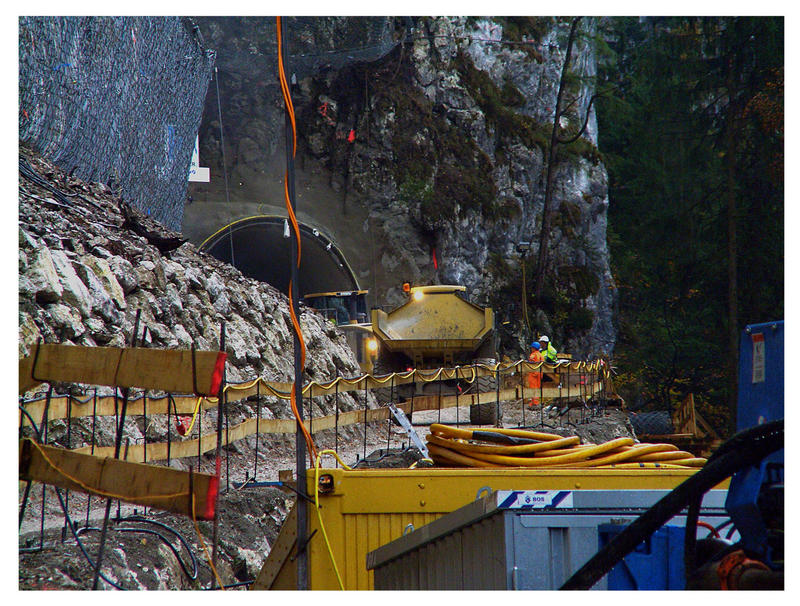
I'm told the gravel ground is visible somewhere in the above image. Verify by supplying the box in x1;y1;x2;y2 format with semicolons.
19;398;633;590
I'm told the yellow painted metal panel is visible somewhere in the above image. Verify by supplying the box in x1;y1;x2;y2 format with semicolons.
324;467;704;514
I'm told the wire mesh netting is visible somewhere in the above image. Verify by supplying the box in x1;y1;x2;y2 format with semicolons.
19;16;216;231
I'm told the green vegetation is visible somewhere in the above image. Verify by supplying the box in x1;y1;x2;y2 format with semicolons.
597;17;783;435
455;51;549;152
369;59;498;228
495;17;553;62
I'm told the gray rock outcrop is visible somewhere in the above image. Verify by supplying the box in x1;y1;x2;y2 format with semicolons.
190;17;616;357
18;147;368;421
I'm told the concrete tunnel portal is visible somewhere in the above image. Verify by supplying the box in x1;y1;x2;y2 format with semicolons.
199;216;360;297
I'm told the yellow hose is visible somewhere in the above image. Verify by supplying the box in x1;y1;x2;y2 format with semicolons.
426;433;581;455
547;444;680;468
426;424;706;469
427;443;498;467
429;423;566;442
429;437;635;467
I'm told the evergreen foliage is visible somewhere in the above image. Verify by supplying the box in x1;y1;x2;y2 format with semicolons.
597;17;783;435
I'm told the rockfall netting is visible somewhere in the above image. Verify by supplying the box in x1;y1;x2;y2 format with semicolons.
19;16;215;231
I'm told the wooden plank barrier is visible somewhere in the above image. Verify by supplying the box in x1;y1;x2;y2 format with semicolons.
20;394;216;427
19;344;226;396
63;380;604;464
18;438;218;519
19;360;609;424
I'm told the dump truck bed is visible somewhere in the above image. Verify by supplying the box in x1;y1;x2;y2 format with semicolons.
371;286;493;359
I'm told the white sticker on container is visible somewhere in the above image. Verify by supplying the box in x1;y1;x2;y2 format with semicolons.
752;333;765;383
496;490;574;509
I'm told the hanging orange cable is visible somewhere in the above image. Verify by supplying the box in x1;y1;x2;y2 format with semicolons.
277;16;317;461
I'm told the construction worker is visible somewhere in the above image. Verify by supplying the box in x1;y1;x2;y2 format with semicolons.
539;335;558;363
526;341;543;408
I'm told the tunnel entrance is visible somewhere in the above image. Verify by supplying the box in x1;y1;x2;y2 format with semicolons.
199;215;359;296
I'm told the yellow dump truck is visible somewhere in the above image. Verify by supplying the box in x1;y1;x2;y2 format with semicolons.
371;285;499;424
303;290;379;374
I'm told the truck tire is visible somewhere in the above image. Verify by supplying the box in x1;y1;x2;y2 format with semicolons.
469;402;500;425
469;375;502;425
373;357;413;424
629;411;673;437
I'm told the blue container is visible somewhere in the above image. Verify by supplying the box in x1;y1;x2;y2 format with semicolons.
736;321;784;433
598;524;685;590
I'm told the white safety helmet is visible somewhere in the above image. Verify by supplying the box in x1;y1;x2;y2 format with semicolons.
539;335;550;343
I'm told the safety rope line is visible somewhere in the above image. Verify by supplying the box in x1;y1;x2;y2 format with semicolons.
19;359;607;406
19;360;612;430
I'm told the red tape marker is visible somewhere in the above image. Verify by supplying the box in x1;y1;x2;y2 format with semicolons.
201;456;221;520
209;351;227;395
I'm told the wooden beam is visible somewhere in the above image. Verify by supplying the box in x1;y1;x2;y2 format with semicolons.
251;504;298;590
18;438;218;519
694;409;721;441
19;394;214;427
19;344;226;396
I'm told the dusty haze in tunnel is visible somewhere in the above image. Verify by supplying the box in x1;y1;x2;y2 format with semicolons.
200;216;359;296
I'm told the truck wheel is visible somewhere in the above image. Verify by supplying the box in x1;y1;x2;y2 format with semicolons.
373;359;413;424
469;401;500;425
469;375;502;425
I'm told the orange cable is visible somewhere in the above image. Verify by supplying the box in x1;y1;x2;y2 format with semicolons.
277;15;316;461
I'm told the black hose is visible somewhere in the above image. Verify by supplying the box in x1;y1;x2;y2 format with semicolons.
49;487;127;590
715;518;734;533
79;524;198;581
116;515;199;580
18;406;43;439
113;528;198;580
560;419;783;590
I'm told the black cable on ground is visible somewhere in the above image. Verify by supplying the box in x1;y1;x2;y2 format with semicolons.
77;519;199;582
207;579;254;590
115;516;199;580
18;406;43;438
560;419;783;590
112;527;198;580
51;487;127;590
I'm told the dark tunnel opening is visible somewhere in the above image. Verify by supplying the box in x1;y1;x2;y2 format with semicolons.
199;216;359;296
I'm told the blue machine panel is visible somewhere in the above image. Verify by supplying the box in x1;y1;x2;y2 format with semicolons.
736;321;783;432
599;524;686;590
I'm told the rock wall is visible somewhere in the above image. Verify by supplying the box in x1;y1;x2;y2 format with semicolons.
18;17;215;231
19;146;367;420
187;16;616;357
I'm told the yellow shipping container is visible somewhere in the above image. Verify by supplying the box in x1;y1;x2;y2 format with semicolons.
253;466;720;590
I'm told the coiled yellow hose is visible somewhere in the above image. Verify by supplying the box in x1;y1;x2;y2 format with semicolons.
426;424;706;469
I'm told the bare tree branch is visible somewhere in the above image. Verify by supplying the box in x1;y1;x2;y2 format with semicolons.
557;92;602;144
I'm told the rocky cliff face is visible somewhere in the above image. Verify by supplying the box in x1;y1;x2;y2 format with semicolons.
192;16;615;357
18;146;366;415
